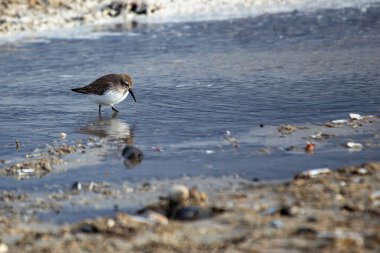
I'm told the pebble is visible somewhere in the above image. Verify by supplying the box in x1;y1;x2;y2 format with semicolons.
280;205;300;217
356;168;368;175
106;218;115;228
169;185;189;203
296;168;331;179
370;190;380;200
263;207;278;216
270;220;284;229
88;181;94;191
60;132;67;139
346;142;363;150
122;145;144;167
172;206;209;220
304;143;315;153
317;231;364;247
125;212;168;225
295;227;317;236
19;168;35;174
349;113;363;120
71;181;82;191
143;211;169;225
331;119;348;124
0;243;8;253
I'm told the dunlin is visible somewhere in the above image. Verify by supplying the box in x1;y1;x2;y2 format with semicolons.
71;73;136;114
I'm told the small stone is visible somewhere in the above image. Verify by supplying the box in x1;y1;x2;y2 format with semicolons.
317;231;364;247
72;181;82;191
346;142;363;150
88;182;94;191
107;218;115;228
122;145;144;167
144;211;169;225
305;143;315;153
295;168;331;179
169;185;189;203
0;243;8;253
270;220;284;229
349;113;363;120
370;190;380;200
172;206;211;220
331;119;348;124
263;207;278;216
295;227;317;237
205;150;214;154
60;133;67;139
78;223;99;233
280;205;299;217
306;216;318;223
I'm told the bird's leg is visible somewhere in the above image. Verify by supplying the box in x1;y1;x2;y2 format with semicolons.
98;104;102;115
112;106;119;113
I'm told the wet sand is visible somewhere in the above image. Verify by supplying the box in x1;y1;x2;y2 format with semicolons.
0;161;379;252
0;116;379;252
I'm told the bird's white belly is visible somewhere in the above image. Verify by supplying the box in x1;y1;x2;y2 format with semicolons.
89;90;129;106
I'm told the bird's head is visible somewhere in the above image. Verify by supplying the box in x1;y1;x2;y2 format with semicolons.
121;74;136;102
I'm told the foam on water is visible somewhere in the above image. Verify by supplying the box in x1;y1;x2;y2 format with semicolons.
135;0;379;23
0;0;379;42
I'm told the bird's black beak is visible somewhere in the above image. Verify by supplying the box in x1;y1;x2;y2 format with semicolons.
129;89;136;102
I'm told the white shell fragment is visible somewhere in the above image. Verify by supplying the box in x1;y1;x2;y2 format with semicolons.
299;168;331;178
128;211;169;225
370;191;380;200
60;133;67;139
349;113;363;120
331;119;348;124
0;243;8;253
107;218;115;228
20;168;36;174
346;142;363;150
357;168;368;175
206;150;215;154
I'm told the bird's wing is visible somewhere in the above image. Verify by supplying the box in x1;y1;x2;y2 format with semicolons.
72;74;119;95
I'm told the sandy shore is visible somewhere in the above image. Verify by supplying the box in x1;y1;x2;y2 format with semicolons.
1;0;375;36
0;161;379;252
1;102;378;251
0;0;156;35
0;114;379;252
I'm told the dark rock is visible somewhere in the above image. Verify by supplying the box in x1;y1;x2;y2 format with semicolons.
279;205;299;217
102;1;126;17
294;227;317;237
122;145;143;168
171;206;216;221
71;181;82;191
130;2;148;15
77;223;100;233
306;216;318;223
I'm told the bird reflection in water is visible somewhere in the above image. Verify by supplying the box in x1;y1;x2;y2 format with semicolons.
79;114;143;168
79;114;134;144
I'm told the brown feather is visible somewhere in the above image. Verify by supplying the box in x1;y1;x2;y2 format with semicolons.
71;74;131;95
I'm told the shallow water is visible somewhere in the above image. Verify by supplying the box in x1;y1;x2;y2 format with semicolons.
0;6;380;191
